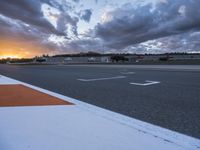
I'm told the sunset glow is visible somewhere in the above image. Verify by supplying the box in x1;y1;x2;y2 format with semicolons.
0;49;33;59
0;54;21;59
0;0;200;57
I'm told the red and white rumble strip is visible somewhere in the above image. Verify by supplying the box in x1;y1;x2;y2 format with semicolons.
0;75;199;150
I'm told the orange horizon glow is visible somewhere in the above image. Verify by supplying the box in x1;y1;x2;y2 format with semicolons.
0;49;49;59
0;39;54;59
0;54;22;59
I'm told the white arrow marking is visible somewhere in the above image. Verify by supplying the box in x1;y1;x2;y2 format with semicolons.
78;76;126;82
130;80;160;86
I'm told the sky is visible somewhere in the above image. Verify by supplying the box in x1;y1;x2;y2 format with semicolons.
0;0;200;58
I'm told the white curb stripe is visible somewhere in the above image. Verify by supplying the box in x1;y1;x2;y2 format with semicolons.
0;75;199;150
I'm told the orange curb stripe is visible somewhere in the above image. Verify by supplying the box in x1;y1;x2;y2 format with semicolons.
0;84;73;107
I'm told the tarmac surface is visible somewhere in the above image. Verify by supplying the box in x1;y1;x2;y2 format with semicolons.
0;64;200;139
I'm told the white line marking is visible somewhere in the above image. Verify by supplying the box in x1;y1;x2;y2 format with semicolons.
130;80;160;86
0;75;200;150
78;76;126;82
120;72;135;75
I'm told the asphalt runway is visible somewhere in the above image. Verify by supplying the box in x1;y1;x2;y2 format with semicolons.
0;64;200;139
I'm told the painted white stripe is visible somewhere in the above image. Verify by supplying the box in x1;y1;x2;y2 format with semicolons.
120;72;135;74
77;76;126;82
130;80;160;86
0;75;19;85
0;75;199;150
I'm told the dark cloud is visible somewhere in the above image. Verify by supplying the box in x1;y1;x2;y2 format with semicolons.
79;9;92;22
0;15;60;56
0;0;63;35
0;0;200;56
154;31;200;53
0;0;81;56
42;0;80;37
118;31;200;54
56;13;79;36
95;0;200;49
0;0;81;37
63;38;103;53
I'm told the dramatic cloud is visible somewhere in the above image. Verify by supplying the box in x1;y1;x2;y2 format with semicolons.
95;0;200;49
0;0;63;35
0;15;59;57
0;0;200;57
56;13;79;37
0;0;82;57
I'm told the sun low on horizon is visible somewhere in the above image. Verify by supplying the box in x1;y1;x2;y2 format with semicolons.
0;55;21;59
0;48;49;59
0;40;54;59
0;49;29;59
0;0;200;57
0;48;43;59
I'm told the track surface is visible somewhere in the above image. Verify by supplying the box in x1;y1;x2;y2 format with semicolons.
0;64;200;138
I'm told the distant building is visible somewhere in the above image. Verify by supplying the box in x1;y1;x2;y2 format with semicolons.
39;53;200;64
